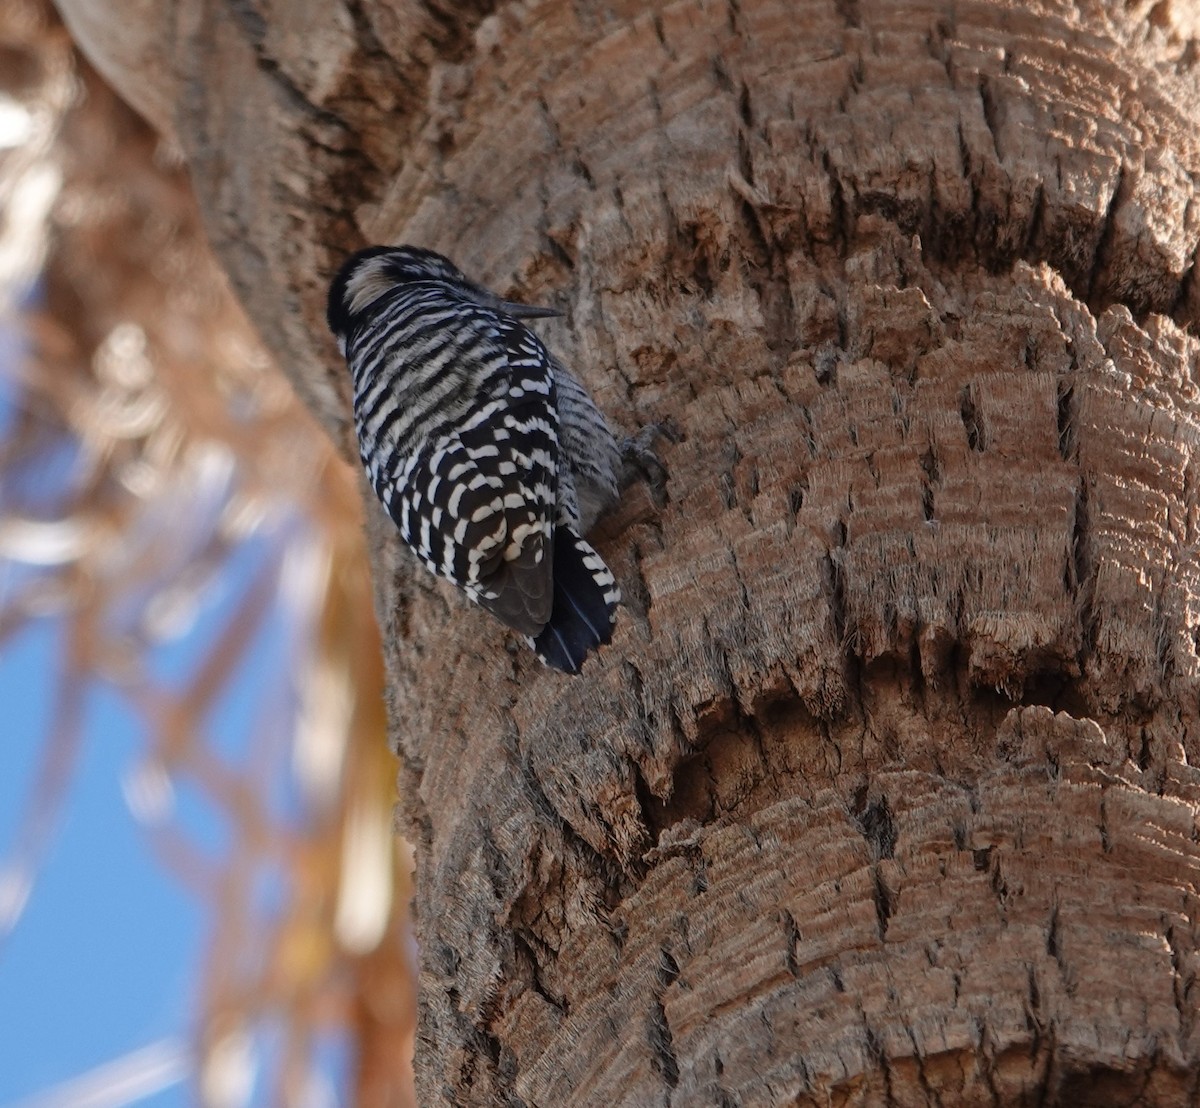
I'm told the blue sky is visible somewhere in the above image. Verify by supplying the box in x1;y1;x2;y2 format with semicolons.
0;529;332;1107
0;353;203;1105
0;236;361;1101
0;496;336;1107
0;355;316;1105
0;617;197;1106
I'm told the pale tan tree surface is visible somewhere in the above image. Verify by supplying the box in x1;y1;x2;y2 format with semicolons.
48;0;1200;1103
1;4;416;1103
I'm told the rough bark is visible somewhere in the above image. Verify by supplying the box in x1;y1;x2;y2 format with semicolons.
56;0;1200;1102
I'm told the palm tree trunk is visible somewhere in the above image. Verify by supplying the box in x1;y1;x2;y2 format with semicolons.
57;0;1200;1101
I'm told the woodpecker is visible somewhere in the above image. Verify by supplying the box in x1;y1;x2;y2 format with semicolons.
327;245;622;673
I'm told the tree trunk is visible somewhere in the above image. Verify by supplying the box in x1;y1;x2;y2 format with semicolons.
57;0;1200;1102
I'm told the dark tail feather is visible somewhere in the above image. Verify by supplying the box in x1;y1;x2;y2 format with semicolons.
531;528;619;673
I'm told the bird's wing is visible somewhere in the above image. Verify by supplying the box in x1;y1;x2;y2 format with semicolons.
405;318;560;636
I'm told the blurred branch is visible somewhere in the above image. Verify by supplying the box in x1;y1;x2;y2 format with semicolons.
0;2;415;1104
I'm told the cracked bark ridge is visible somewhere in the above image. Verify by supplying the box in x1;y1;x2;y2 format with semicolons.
55;0;1200;1102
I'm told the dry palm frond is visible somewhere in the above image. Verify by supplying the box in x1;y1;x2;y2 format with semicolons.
0;3;415;1104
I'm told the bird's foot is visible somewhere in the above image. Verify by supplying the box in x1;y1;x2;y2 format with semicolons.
620;419;679;501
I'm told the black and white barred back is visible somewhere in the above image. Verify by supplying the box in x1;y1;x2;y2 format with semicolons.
327;245;622;673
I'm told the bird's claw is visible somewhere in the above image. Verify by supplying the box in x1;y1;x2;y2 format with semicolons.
620;419;679;500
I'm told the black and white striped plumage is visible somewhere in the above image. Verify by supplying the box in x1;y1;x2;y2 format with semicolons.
327;245;621;673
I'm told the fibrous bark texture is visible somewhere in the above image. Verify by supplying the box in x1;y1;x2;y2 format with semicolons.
56;0;1200;1102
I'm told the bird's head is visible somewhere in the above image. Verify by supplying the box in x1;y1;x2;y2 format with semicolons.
326;245;558;355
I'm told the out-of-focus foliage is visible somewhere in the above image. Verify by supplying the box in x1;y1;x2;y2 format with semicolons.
0;2;416;1103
